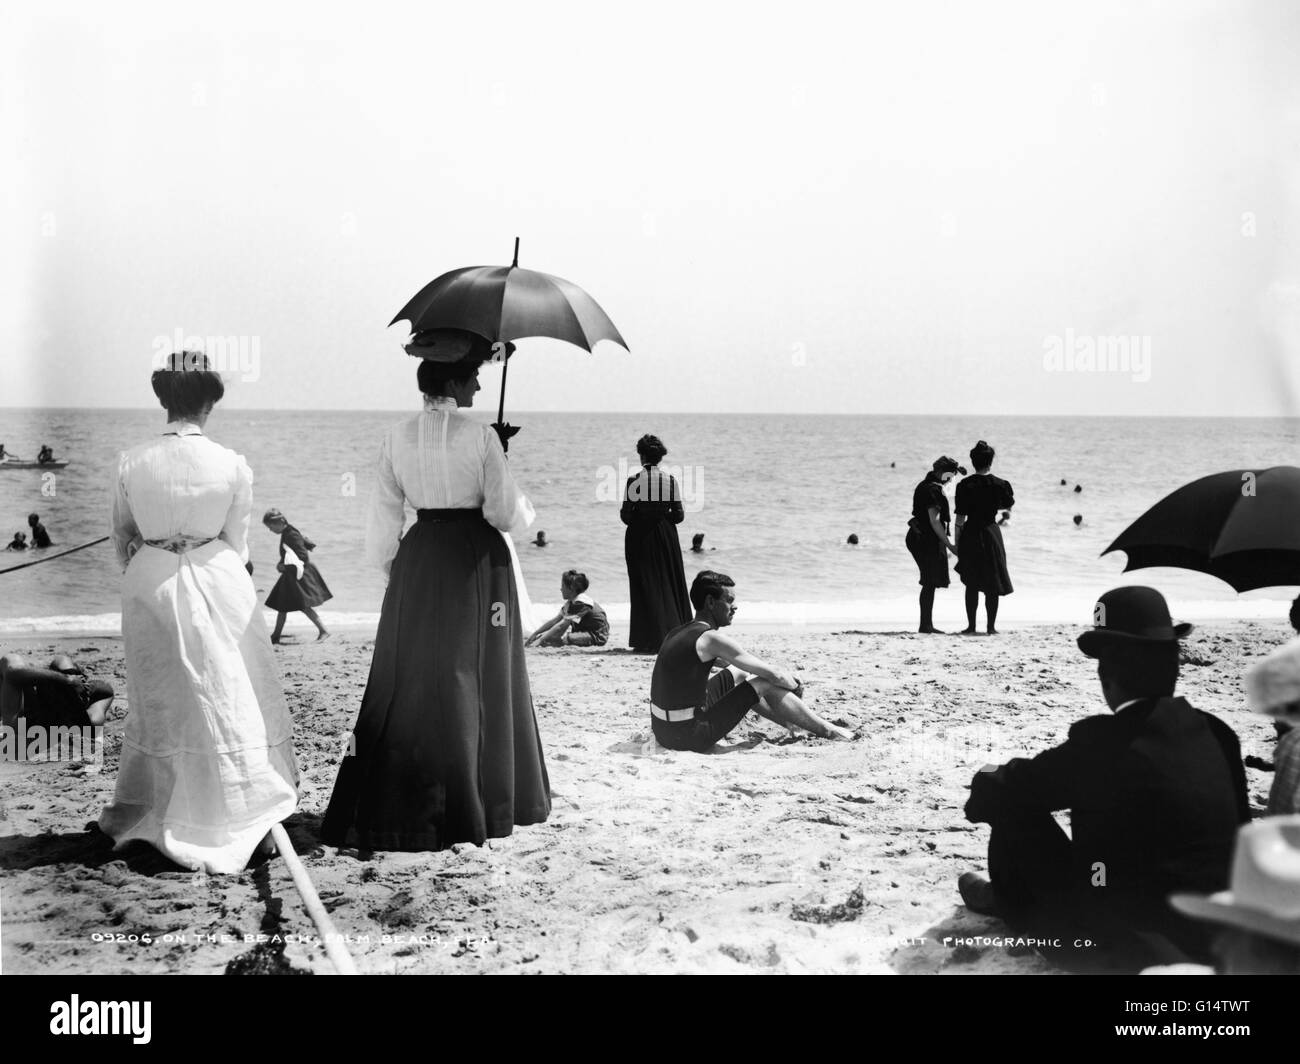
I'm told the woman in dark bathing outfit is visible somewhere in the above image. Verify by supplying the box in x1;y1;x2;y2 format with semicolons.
954;440;1015;634
906;455;964;633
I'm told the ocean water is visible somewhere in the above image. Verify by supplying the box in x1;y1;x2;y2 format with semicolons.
1;408;1297;634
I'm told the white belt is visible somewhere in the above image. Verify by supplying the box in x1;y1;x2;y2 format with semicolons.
651;703;697;723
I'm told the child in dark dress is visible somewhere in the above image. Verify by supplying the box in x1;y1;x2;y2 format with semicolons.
262;509;331;643
954;440;1015;634
527;571;610;647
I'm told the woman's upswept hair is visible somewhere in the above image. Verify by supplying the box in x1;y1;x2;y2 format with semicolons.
562;569;589;594
151;350;224;419
969;440;996;469
417;357;482;395
636;434;667;465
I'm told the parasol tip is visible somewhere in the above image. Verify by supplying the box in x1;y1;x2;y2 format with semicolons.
512;236;519;268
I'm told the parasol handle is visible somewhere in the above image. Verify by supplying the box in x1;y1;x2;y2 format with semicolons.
512;236;519;268
496;350;509;426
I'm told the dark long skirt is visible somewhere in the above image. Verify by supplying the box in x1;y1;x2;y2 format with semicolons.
905;522;950;587
956;522;1014;595
625;517;691;652
321;514;550;852
265;562;332;612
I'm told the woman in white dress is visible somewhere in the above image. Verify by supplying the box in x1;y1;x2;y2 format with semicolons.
322;331;550;852
101;352;298;873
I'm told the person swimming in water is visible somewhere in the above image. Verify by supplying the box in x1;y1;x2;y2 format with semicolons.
532;530;548;547
691;533;705;553
6;532;28;552
27;513;52;548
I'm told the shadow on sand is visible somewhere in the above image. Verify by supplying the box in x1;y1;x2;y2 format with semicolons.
0;812;324;877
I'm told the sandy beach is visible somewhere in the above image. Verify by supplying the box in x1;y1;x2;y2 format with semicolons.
0;619;1287;976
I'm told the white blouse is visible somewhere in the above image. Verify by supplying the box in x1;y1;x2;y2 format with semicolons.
365;396;536;576
111;423;253;571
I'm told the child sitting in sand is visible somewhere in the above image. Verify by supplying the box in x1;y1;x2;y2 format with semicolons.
526;570;610;647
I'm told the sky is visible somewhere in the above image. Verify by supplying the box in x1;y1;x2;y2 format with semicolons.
2;0;1298;415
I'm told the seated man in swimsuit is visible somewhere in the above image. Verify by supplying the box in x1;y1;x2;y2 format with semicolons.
649;570;854;752
0;653;115;732
37;445;55;464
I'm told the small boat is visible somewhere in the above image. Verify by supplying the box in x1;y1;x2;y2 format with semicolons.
0;458;69;469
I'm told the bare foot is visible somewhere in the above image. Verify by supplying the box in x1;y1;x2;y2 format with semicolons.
824;723;855;741
317;630;331;642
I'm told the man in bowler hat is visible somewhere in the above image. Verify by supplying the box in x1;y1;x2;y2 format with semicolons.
957;586;1250;971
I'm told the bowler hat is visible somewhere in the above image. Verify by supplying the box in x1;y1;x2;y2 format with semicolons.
1170;816;1300;947
1076;586;1193;658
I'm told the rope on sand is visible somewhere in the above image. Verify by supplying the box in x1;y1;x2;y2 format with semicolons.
0;536;109;575
269;823;358;975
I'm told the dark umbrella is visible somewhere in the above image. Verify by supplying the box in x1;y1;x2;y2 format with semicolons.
391;238;628;434
1102;466;1300;591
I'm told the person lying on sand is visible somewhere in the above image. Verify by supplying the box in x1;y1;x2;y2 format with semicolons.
648;570;853;752
957;586;1249;973
0;653;115;732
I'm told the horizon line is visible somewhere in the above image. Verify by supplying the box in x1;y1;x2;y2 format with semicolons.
2;407;1298;420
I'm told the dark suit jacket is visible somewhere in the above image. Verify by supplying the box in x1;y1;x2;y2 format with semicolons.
965;696;1248;930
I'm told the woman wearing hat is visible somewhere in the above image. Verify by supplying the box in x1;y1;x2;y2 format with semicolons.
101;351;298;873
954;440;1015;634
906;456;964;633
322;329;550;853
261;508;331;643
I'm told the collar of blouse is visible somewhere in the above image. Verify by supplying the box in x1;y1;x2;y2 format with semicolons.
422;395;459;414
162;421;204;437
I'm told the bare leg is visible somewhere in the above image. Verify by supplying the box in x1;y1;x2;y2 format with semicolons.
536;619;572;646
302;607;329;640
271;611;287;643
86;696;113;728
749;677;853;740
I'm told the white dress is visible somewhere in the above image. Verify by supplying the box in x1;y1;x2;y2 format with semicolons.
101;422;299;874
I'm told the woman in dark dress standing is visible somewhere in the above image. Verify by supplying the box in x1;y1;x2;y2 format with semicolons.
954;440;1015;634
262;509;331;642
322;331;549;853
621;434;691;652
906;456;964;633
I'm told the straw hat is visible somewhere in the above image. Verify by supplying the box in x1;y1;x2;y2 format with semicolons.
1170;816;1300;947
1244;636;1300;720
